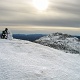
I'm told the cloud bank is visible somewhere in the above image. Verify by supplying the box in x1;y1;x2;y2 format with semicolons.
0;0;80;27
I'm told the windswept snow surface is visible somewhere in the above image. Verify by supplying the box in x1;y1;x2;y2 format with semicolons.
0;39;80;80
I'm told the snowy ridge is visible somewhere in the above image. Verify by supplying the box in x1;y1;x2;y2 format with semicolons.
35;32;80;54
0;39;80;80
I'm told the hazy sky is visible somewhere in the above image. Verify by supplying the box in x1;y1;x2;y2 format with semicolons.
0;0;80;35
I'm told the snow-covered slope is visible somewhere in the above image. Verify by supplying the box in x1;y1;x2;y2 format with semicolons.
35;33;80;54
0;39;80;80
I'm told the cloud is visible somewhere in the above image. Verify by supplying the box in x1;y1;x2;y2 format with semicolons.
0;0;80;27
50;0;80;15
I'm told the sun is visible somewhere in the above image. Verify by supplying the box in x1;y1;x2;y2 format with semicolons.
33;0;49;11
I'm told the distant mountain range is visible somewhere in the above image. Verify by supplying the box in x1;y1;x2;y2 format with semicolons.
73;36;80;40
0;33;80;41
35;32;80;54
13;34;46;42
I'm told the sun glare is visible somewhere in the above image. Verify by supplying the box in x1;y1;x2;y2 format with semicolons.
33;0;49;11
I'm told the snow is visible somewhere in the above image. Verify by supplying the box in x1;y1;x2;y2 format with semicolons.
0;39;80;80
35;33;80;54
7;30;13;40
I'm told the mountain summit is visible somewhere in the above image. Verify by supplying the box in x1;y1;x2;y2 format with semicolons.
35;32;80;54
0;39;80;80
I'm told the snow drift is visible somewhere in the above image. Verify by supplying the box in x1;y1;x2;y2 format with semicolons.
0;39;80;80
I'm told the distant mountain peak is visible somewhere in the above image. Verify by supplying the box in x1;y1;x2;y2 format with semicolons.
35;32;80;54
48;32;72;39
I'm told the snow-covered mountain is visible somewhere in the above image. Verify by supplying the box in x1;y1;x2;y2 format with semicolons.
35;32;80;54
0;39;80;80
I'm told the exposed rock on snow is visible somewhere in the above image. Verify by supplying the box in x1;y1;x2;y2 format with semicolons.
35;32;80;54
0;39;80;80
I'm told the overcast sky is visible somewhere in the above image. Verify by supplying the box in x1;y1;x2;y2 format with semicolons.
0;0;80;35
